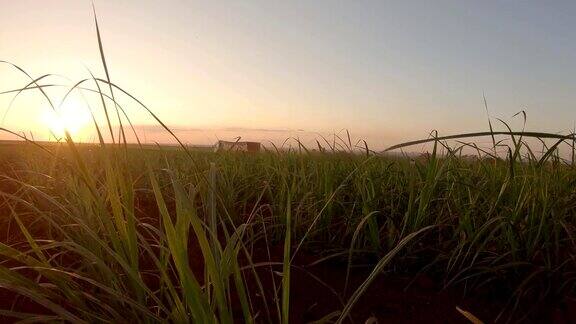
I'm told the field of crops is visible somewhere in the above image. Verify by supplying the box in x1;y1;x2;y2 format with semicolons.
0;136;574;323
1;12;575;322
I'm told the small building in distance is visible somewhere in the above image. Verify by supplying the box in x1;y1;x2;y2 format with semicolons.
214;140;261;153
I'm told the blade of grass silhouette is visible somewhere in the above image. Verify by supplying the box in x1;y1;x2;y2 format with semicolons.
456;306;485;324
93;4;126;145
483;93;497;155
384;131;575;152
346;129;352;152
497;117;523;163
87;69;115;143
0;128;53;156
59;73;144;147
281;192;291;324
336;225;435;323
0;74;55;124
93;78;194;158
572;123;576;165
74;78;107;146
344;211;380;295
454;141;498;159
538;138;565;167
0;61;56;110
0;84;60;96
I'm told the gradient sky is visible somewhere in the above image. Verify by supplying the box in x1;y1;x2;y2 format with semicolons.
1;0;575;149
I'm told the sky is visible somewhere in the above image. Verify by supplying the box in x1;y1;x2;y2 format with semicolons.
1;0;575;150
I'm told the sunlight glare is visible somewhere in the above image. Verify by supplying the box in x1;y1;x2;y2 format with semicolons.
41;99;92;138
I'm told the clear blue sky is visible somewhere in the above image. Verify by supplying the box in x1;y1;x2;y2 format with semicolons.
1;0;575;148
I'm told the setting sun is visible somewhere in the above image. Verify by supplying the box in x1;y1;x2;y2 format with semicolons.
40;99;92;138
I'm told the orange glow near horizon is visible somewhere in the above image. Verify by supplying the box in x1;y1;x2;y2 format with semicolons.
2;1;576;151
